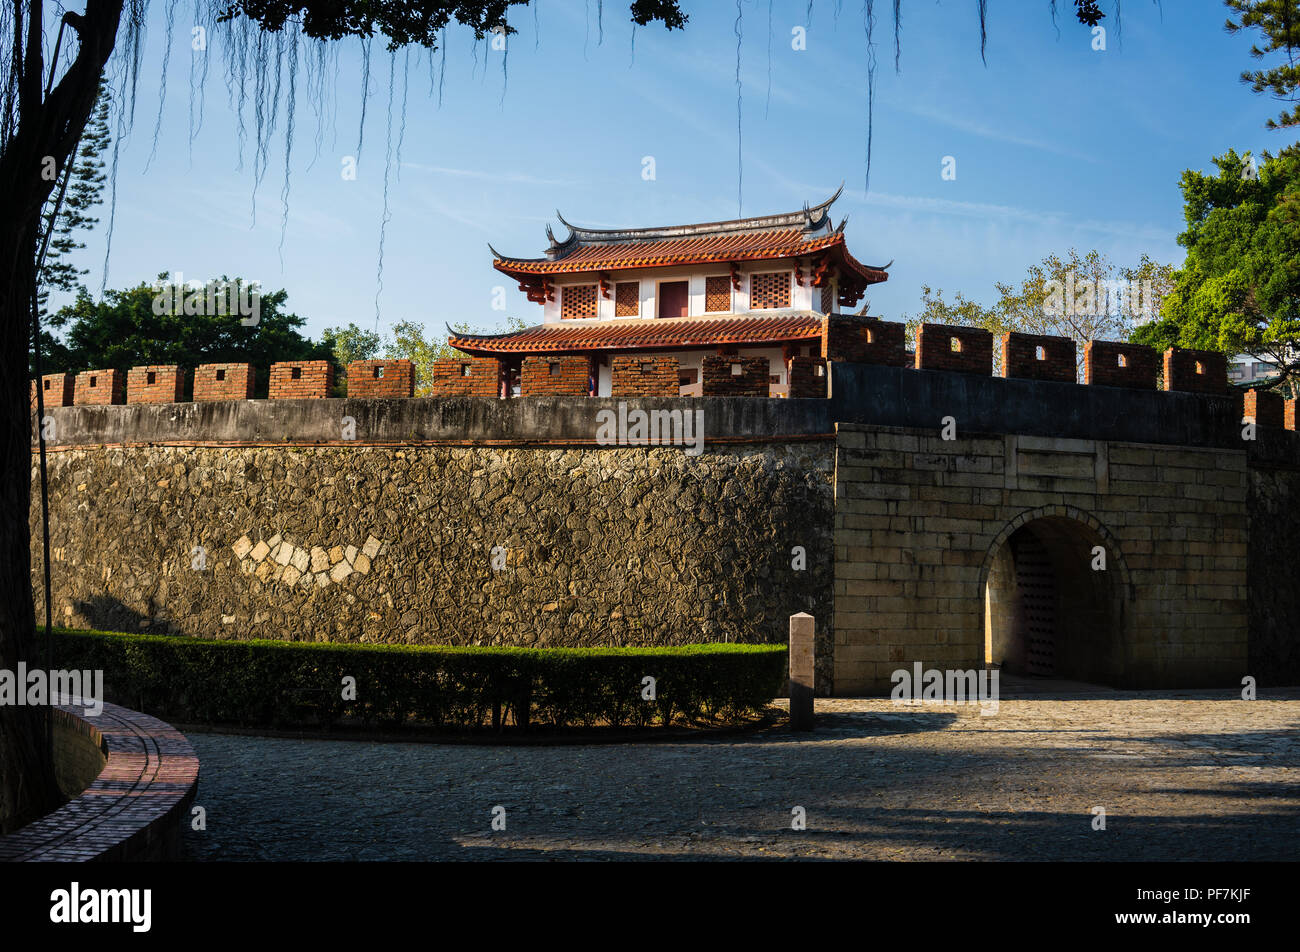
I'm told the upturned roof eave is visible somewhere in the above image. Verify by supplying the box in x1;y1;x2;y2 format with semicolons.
493;234;890;281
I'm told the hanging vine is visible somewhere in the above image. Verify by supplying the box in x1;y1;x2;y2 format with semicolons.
864;0;877;192
357;36;372;165
278;26;298;267
144;0;176;171
375;50;396;330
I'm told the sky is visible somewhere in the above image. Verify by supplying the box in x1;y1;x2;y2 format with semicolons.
49;0;1295;345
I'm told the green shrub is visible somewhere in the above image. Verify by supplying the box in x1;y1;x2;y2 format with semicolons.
42;628;787;732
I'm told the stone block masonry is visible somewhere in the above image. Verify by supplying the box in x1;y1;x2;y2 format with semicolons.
831;424;1252;694
1083;341;1158;390
269;360;334;400
1164;347;1228;395
1242;389;1284;428
1002;332;1076;383
31;373;74;411
521;356;591;396
346;359;415;399
787;356;828;399
702;356;769;396
611;355;678;397
429;358;502;397
821;315;908;366
128;365;187;405
915;323;992;375
194;363;256;402
73;369;125;406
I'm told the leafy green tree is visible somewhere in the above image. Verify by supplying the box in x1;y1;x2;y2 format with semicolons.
321;323;382;369
386;317;525;396
36;81;111;317
45;276;331;397
1130;147;1300;395
903;250;1173;376
1225;0;1300;129
321;322;383;395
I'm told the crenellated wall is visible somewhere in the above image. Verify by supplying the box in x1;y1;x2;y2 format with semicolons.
30;317;1292;408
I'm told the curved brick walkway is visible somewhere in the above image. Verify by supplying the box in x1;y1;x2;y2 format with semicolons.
1;702;199;862
181;688;1300;861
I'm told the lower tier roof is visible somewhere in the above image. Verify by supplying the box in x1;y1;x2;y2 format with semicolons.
449;312;825;355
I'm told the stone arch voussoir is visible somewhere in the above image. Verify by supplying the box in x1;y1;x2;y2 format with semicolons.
978;504;1133;600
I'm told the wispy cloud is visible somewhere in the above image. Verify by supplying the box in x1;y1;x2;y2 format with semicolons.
399;162;582;188
783;178;1169;242
890;100;1103;164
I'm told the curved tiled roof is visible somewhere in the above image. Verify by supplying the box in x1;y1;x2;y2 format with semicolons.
449;313;825;355
490;188;889;289
497;230;853;275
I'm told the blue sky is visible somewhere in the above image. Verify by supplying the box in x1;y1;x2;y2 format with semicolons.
59;0;1292;344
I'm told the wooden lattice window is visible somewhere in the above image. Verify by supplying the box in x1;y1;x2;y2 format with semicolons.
615;281;639;317
561;284;598;319
820;283;835;314
750;271;791;310
705;275;732;313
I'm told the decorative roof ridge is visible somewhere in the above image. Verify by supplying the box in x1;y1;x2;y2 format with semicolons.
485;186;847;263
553;185;842;245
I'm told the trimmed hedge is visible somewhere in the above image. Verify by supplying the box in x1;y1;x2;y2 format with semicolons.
43;628;787;732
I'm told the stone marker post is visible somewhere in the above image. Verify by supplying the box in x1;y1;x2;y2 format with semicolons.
789;612;815;730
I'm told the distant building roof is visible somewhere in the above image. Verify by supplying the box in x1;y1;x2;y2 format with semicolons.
448;312;825;356
489;186;889;303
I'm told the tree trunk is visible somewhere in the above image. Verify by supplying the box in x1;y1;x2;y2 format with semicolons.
0;221;60;832
0;0;125;833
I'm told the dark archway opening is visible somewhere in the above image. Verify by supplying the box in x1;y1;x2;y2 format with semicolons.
984;517;1128;686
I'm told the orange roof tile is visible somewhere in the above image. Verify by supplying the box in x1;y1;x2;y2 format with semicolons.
489;189;890;293
497;230;852;275
449;313;825;355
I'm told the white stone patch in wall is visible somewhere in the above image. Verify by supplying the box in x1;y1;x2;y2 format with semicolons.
231;532;387;593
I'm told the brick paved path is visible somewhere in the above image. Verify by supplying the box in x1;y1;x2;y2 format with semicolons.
181;688;1300;861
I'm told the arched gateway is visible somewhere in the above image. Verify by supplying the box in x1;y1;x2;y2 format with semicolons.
980;506;1133;686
